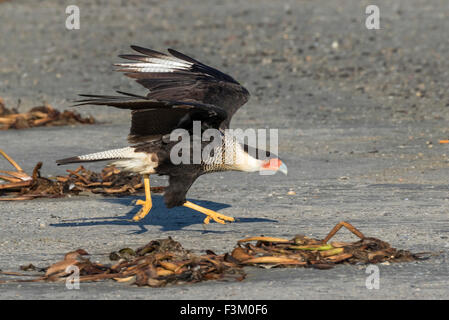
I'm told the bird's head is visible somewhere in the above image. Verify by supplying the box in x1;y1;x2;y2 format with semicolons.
234;146;288;175
224;136;288;176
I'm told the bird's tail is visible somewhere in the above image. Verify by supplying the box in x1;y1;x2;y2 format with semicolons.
56;147;135;165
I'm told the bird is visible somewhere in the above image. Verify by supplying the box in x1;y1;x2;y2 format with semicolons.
56;46;287;224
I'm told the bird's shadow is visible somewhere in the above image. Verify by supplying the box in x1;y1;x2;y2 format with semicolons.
50;195;277;234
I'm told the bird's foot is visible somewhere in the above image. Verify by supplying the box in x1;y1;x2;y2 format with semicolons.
183;201;234;225
132;199;152;222
203;211;235;225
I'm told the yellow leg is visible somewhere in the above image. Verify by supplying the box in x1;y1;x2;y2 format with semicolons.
132;174;152;221
183;201;234;225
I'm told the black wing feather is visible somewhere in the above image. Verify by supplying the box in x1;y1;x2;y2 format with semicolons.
74;93;227;144
167;48;239;84
116;46;250;127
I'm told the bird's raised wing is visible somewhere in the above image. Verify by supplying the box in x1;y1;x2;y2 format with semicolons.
75;94;227;144
114;46;250;128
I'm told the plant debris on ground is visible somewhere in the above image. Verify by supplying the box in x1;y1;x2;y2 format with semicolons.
0;97;95;130
0;149;164;200
0;222;431;287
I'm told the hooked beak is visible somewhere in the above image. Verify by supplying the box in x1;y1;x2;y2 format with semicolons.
278;161;288;175
260;158;288;175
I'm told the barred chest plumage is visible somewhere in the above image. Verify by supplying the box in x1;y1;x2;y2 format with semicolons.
201;132;263;173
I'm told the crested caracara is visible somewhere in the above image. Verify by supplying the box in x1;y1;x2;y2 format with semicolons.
57;46;287;224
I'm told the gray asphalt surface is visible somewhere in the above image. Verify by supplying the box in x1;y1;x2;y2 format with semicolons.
1;0;449;299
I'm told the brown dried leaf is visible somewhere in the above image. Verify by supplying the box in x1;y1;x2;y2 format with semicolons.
330;241;353;248
324;253;353;263
320;248;344;257
113;276;135;283
156;267;174;276
231;247;253;262
159;261;180;272
238;236;291;244
45;259;78;277
242;256;306;265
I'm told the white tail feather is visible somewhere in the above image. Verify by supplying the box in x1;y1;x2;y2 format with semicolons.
78;147;136;161
59;147;158;174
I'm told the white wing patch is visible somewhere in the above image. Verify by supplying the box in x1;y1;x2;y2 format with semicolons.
115;56;192;74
